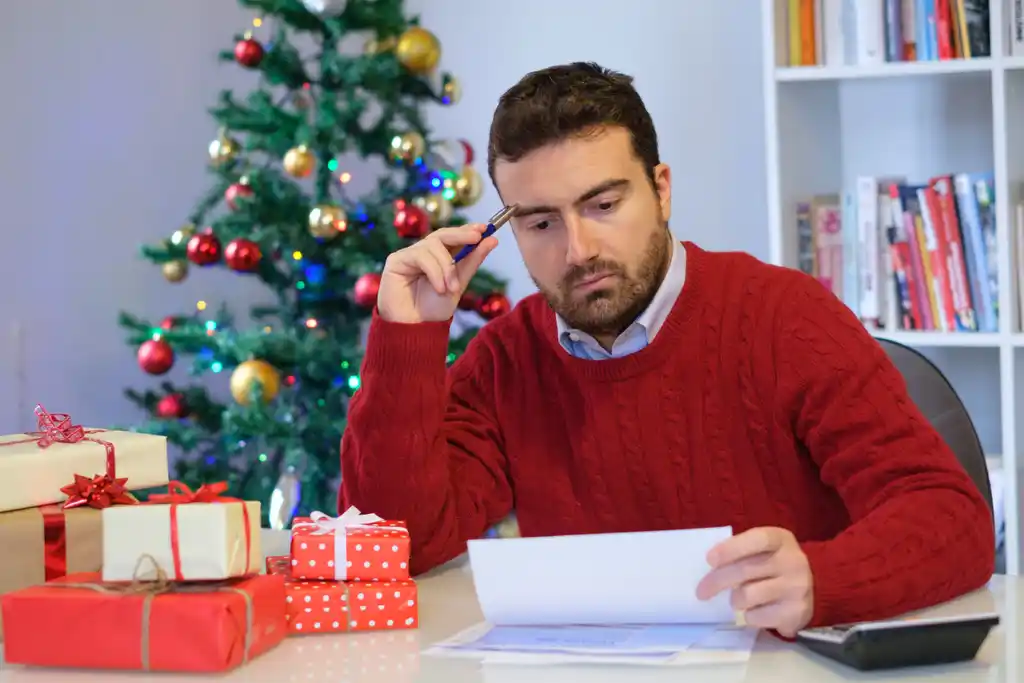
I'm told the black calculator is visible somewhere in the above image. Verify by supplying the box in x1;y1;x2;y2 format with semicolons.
795;612;1000;671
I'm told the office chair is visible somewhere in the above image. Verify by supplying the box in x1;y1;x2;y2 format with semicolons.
875;338;993;514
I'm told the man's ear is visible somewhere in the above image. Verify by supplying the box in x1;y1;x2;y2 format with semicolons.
653;163;671;222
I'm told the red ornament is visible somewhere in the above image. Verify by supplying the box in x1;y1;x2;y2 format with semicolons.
61;473;137;510
138;339;174;375
155;393;188;419
225;182;254;210
478;292;511;320
186;231;222;266
460;140;475;165
159;315;178;330
458;292;479;311
353;273;381;308
394;203;431;239
234;37;264;68
224;238;262;271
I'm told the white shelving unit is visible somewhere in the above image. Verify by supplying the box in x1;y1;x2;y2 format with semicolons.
761;0;1024;574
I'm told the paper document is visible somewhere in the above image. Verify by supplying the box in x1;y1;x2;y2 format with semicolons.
425;621;757;667
466;526;735;626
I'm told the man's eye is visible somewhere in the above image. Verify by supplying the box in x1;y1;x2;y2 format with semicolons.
597;200;617;212
532;220;550;231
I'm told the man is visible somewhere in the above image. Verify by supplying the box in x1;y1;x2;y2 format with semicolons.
340;62;994;637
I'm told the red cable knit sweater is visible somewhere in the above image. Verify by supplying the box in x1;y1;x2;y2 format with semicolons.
340;241;994;628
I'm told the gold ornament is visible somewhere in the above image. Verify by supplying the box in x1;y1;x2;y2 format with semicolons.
388;131;425;165
208;133;240;166
283;144;315;178
230;359;281;405
440;73;461;105
414;193;453;226
162;260;188;283
395;26;441;74
170;224;195;246
308;204;349;239
453;165;483;207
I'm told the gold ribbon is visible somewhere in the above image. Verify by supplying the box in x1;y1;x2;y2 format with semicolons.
50;555;254;670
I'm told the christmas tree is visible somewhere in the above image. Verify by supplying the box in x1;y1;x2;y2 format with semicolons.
117;0;510;528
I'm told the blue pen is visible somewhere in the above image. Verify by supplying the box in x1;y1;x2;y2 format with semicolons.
453;205;517;263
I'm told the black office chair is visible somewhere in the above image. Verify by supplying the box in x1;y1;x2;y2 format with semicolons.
876;338;1001;571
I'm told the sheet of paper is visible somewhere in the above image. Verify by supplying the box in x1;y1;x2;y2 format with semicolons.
424;621;758;669
466;526;735;626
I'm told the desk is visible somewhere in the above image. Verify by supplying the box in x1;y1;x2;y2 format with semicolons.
0;530;1016;682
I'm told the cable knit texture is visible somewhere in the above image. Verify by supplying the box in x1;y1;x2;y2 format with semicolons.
340;241;994;627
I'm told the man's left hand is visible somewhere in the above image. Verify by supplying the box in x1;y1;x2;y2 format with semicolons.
695;527;814;638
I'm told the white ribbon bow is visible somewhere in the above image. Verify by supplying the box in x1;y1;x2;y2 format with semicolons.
292;506;404;535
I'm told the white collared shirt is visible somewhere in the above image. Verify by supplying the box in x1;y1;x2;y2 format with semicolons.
556;239;686;360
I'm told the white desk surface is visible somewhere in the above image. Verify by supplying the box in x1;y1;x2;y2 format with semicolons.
0;529;1016;682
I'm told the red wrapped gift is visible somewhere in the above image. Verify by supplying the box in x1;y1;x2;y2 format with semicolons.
267;555;418;635
1;566;287;672
290;507;410;582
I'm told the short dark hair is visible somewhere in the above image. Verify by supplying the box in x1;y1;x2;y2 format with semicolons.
487;62;661;188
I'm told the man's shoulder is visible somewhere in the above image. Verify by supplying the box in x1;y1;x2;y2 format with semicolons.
694;243;810;295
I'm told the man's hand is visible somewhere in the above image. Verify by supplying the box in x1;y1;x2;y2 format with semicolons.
695;527;814;638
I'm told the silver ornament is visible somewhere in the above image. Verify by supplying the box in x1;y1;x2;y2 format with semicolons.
268;466;301;530
300;0;346;16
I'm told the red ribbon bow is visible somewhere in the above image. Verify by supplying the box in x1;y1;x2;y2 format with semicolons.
147;480;253;581
1;405;136;510
148;481;233;505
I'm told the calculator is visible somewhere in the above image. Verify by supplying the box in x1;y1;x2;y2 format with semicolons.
795;612;1000;671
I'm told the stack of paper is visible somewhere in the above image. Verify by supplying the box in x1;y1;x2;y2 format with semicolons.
426;622;757;666
425;526;760;667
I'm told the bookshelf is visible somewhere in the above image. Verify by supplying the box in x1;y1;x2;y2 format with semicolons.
761;0;1023;574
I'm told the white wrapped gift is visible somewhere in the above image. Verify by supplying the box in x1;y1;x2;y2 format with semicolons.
102;482;262;582
0;405;169;513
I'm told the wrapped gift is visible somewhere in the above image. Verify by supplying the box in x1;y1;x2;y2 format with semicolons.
0;405;168;513
290;507;410;582
1;570;287;673
102;481;261;582
0;505;104;640
267;555;418;634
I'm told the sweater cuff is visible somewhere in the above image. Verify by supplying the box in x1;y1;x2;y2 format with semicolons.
800;541;847;628
362;307;453;378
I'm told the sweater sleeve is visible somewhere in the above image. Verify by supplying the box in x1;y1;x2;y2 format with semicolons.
772;272;994;627
338;310;513;575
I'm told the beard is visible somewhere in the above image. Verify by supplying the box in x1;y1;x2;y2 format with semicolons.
534;226;672;339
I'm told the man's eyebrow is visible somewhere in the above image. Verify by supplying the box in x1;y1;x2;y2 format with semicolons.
511;178;631;217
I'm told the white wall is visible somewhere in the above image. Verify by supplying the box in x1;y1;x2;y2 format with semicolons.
0;0;766;432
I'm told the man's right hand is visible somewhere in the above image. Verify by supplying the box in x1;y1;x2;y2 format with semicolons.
377;223;500;324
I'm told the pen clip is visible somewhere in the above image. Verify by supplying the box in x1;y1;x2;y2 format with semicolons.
488;205;517;228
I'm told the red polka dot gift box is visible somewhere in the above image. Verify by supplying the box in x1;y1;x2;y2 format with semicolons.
266;555;418;635
289;508;410;582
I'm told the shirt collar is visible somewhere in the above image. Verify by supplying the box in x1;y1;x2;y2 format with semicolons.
555;239;686;354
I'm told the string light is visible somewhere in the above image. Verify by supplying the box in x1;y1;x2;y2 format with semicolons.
305;318;318;328
263;325;273;333
211;362;223;373
196;300;207;311
347;375;361;390
258;453;268;462
292;251;303;260
339;172;352;184
253;17;263;27
328;159;339;172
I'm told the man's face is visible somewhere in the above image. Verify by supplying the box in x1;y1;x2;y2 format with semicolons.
493;126;673;339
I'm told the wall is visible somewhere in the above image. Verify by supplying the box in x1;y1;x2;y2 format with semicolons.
0;0;765;432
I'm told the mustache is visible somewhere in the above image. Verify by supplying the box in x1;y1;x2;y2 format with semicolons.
560;261;626;290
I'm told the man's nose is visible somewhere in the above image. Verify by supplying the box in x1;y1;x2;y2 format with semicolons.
564;214;599;266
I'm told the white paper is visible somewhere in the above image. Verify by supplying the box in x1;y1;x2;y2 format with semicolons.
425;620;757;669
466;526;735;626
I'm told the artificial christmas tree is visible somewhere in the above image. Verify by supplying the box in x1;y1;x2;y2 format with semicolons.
118;0;509;527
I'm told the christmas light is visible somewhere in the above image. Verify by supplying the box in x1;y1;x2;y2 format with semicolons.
339;172;352;183
263;325;272;333
347;375;361;390
292;251;302;260
258;453;268;462
253;17;263;27
205;321;217;331
196;300;207;311
305;318;318;328
211;362;223;373
328;159;339;172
